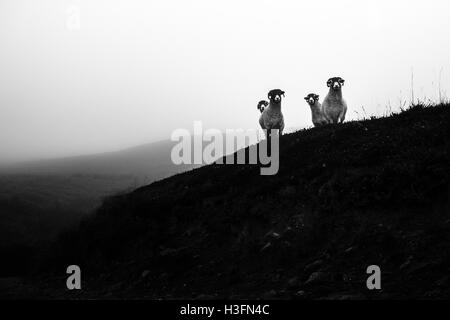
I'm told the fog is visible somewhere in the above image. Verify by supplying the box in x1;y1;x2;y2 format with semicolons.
1;0;450;163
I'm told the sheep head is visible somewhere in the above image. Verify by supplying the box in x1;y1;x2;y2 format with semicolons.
268;89;285;103
327;77;345;90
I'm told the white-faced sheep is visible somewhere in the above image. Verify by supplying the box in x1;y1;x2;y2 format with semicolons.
304;93;329;127
322;77;347;124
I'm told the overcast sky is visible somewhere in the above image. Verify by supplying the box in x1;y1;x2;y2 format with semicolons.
1;0;450;162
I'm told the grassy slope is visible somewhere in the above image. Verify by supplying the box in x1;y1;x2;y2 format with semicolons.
0;139;199;277
34;104;450;299
0;174;137;276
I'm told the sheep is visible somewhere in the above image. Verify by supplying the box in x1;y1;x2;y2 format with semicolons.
257;100;269;113
322;77;347;124
259;89;285;136
304;93;329;127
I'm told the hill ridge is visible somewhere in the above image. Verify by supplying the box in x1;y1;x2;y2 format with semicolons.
41;103;450;299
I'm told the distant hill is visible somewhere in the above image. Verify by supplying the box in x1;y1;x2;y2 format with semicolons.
6;104;450;299
0;139;201;277
1;139;200;185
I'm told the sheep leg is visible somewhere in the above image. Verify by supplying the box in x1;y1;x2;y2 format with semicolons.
324;112;333;125
338;108;347;123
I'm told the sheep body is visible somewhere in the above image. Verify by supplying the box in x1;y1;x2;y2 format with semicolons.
259;89;285;135
259;106;285;134
322;77;347;124
305;93;329;127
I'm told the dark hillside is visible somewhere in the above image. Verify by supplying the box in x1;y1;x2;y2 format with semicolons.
32;104;450;299
0;139;199;278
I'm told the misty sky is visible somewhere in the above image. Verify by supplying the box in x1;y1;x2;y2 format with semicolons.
1;0;450;162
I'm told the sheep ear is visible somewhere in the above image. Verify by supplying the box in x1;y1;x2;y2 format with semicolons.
304;97;309;100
